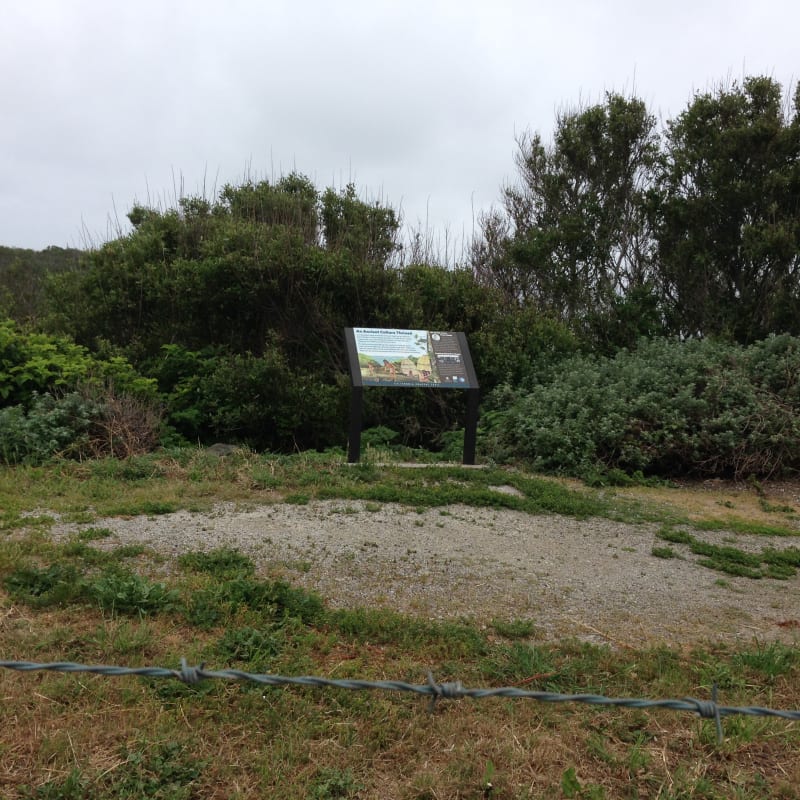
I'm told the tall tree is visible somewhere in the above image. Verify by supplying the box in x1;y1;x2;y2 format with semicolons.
473;93;661;340
654;77;800;342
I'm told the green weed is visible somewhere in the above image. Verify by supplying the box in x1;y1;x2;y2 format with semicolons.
693;518;799;537
250;467;281;489
329;607;486;657
214;626;283;667
656;527;800;579
89;619;156;658
308;767;363;799
181;576;325;628
115;500;179;516
178;547;255;579
759;498;796;514
561;766;606;799
89;456;166;482
3;563;84;608
86;568;179;615
18;769;87;800
491;618;538;639
112;741;205;798
74;526;114;541
651;545;677;559
482;642;556;685
734;641;799;680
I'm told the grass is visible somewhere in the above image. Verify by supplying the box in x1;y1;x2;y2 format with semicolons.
0;450;646;532
2;450;800;797
656;525;800;580
1;550;799;798
1;449;798;535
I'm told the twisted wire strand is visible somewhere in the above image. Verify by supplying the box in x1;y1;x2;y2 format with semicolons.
3;659;799;727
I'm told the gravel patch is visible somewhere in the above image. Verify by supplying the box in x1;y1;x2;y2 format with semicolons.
50;500;800;647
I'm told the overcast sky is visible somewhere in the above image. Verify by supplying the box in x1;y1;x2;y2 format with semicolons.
2;0;797;256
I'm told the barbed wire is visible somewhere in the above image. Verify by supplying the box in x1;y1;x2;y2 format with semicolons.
4;658;800;743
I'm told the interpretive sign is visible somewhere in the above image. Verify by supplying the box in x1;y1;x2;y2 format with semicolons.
343;327;479;464
348;328;476;388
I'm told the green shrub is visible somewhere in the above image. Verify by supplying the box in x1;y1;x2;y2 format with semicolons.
360;425;400;448
486;336;800;478
0;317;155;407
151;344;347;452
0;387;163;465
0;391;100;464
0;318;161;462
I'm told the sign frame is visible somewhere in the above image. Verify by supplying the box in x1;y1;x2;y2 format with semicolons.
343;327;480;464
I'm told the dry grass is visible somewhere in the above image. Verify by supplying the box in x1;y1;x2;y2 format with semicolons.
2;593;800;799
613;478;800;529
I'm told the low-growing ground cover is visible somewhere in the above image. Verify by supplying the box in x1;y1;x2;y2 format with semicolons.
1;449;799;798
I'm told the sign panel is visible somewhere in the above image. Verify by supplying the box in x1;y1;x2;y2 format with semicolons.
343;327;480;463
350;328;475;389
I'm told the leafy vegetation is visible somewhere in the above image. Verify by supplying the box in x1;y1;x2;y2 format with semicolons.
0;245;80;325
483;336;800;478
2;74;800;479
655;77;800;343
656;525;800;580
476;77;800;348
0;318;161;464
473;92;663;349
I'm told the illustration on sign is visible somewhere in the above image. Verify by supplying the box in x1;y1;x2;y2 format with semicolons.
353;328;472;388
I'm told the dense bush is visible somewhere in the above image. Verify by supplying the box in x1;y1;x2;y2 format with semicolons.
0;391;101;464
473;77;800;347
0;317;156;406
147;343;346;451
0;245;80;324
0;386;163;465
3;77;798;471
0;318;161;464
38;178;583;451
14;163;795;469
484;336;800;478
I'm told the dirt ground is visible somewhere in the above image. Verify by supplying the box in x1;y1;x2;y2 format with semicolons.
48;478;800;649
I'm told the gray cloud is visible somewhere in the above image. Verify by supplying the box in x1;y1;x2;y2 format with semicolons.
2;0;797;252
